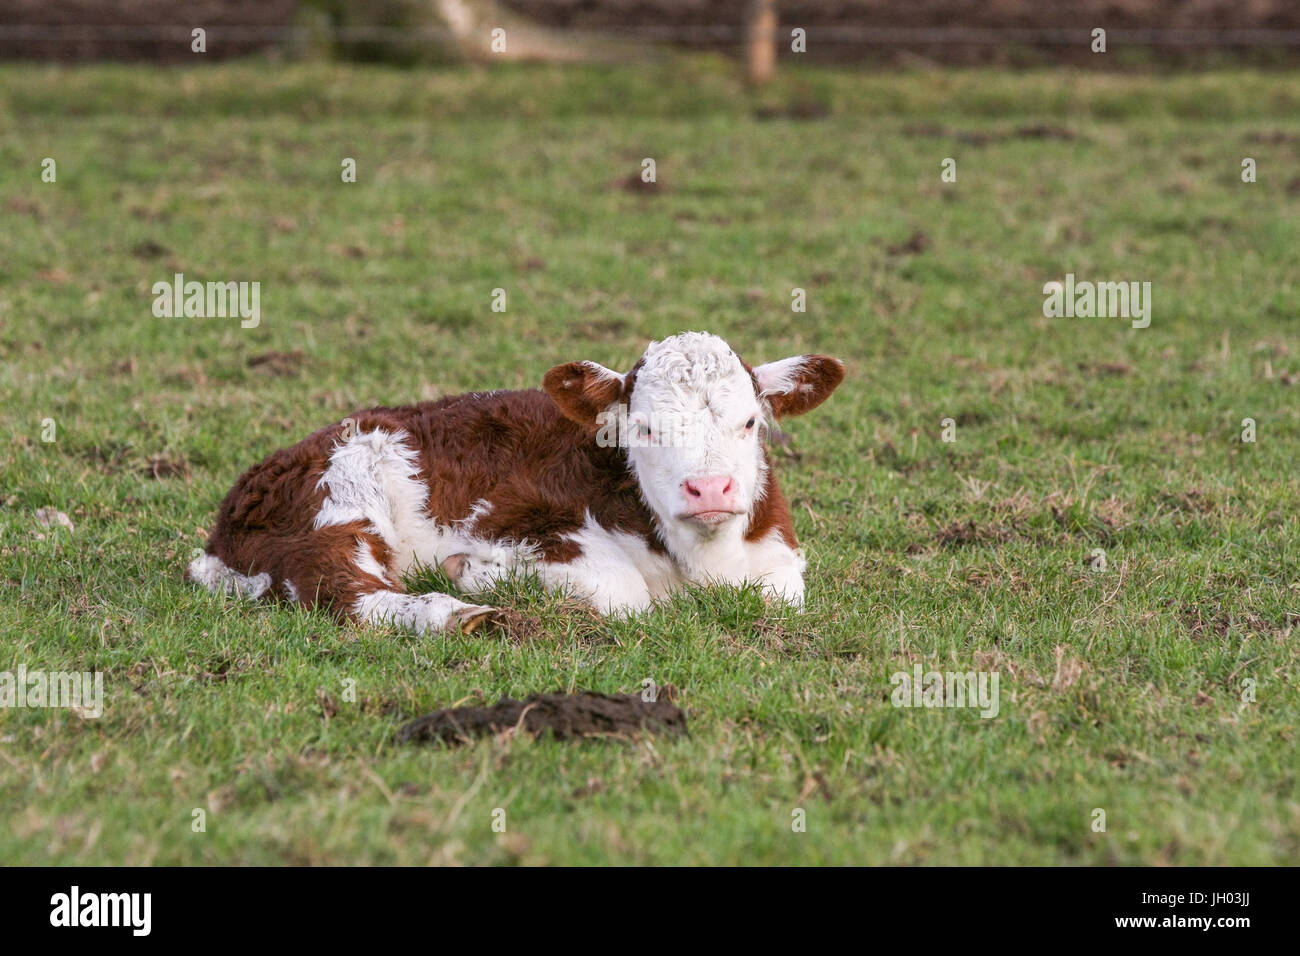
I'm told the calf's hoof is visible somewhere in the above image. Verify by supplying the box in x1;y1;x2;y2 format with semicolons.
454;604;497;634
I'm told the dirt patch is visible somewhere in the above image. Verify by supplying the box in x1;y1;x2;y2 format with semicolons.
902;124;1076;146
1159;489;1218;515
1012;123;1077;142
1079;361;1135;377
6;197;42;220
247;349;308;378
74;442;132;474
1047;644;1086;692
612;172;664;195
925;493;1122;551
874;440;926;475
796;770;835;804
163;364;208;388
963;565;1026;591
1245;131;1300;146
130;239;168;260
397;687;688;745
143;455;191;480
936;519;1017;547
745;613;827;654
317;689;339;719
192;655;255;685
1177;606;1294;640
887;230;931;256
474;600;607;643
904;123;989;144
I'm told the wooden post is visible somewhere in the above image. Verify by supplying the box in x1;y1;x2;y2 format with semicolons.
746;0;778;85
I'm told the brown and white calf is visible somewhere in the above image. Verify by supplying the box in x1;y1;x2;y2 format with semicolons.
188;332;844;634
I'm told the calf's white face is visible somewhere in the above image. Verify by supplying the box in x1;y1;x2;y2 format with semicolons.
623;335;763;532
543;331;845;543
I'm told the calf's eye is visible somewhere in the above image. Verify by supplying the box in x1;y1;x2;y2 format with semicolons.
745;417;756;430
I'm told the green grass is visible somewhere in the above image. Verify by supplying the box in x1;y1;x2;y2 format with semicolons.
1;58;1298;865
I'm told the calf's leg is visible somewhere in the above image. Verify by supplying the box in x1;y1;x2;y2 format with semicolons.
190;522;494;635
192;423;494;636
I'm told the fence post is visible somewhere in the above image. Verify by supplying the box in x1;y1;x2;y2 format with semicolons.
746;0;778;85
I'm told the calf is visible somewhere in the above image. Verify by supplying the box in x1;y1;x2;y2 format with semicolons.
188;332;844;634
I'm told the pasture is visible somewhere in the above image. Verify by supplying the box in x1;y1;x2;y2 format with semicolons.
0;59;1297;864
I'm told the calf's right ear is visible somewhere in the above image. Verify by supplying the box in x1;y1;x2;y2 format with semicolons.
543;361;625;427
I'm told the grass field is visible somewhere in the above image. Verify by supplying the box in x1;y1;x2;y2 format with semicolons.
1;58;1297;865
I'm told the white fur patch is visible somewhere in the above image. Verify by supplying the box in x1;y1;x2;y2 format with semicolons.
314;427;466;574
745;528;807;606
314;429;426;544
460;498;494;533
353;540;391;586
188;552;271;600
753;355;809;398
583;360;625;385
354;590;491;635
534;513;680;614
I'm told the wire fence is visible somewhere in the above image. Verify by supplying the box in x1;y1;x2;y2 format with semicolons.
0;24;1298;46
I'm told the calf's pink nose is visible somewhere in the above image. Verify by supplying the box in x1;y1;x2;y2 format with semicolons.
682;475;737;513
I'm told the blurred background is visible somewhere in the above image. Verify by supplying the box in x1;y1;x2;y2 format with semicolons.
2;0;1298;70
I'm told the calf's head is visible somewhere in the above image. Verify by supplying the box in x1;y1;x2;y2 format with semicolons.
544;331;844;539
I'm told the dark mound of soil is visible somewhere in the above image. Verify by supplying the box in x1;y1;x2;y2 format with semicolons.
397;688;688;745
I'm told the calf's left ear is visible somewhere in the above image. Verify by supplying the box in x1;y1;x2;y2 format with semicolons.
543;360;626;427
753;355;846;418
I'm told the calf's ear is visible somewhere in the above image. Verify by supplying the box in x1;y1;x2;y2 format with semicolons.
543;360;626;427
753;355;846;419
